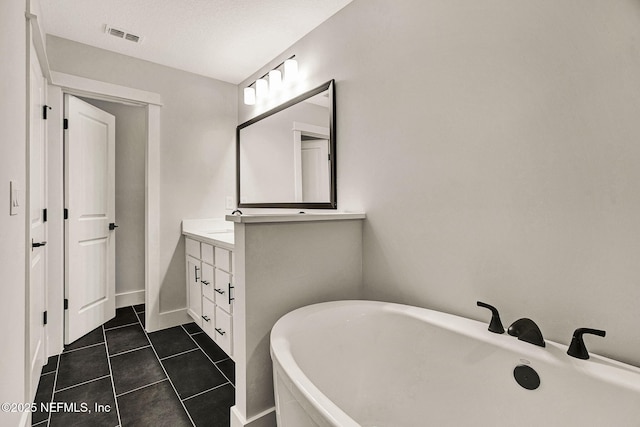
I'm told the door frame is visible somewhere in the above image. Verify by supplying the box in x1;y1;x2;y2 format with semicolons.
46;71;166;355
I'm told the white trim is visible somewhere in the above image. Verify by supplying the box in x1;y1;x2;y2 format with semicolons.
50;72;163;106
46;85;64;357
47;75;162;354
231;406;276;427
115;289;145;308
25;13;51;81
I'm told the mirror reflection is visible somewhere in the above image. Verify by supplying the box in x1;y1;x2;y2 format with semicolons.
237;80;336;208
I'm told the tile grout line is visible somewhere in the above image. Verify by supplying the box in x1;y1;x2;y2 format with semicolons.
183;324;235;387
115;378;169;398
45;353;62;427
159;347;200;361
109;344;152;358
134;308;197;427
102;324;123;427
54;374;112;393
62;341;105;354
103;321;141;332
181;381;231;402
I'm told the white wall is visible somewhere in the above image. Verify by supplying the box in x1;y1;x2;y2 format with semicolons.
238;0;640;367
0;0;27;425
47;36;238;313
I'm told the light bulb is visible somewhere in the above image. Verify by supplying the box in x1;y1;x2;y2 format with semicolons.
284;58;298;82
269;69;282;91
256;78;268;98
243;87;256;105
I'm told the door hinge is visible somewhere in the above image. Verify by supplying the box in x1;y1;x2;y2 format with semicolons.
328;153;331;161
64;208;68;220
43;208;47;222
63;118;69;129
42;105;51;120
64;299;69;310
43;311;48;325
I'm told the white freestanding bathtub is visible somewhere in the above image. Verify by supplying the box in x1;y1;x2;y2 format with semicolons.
270;301;640;427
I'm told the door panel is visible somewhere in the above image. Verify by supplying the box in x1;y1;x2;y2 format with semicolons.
301;139;330;202
29;38;46;399
65;95;116;344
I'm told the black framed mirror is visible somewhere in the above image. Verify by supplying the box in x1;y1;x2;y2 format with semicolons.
236;80;336;209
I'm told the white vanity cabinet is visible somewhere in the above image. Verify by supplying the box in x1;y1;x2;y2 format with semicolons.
184;236;234;359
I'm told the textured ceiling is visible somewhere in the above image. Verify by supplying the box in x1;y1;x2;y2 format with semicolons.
39;0;352;84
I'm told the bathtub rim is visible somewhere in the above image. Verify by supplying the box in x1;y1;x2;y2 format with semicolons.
270;300;640;427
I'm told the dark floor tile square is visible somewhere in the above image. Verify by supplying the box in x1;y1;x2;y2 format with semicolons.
183;383;235;427
105;323;149;356
133;303;145;313
117;380;191;427
182;322;202;335
191;332;228;363
215;358;235;384
49;377;118;427
64;327;104;352
104;306;139;329
162;350;228;399
110;347;166;396
56;344;110;391
32;372;55;424
148;326;198;359
41;354;59;374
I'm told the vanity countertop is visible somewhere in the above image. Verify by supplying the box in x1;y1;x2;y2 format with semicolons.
182;218;234;250
225;212;366;224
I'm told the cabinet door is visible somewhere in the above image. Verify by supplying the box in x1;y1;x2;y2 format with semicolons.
214;305;233;357
214;269;233;313
201;297;215;337
215;247;231;272
201;263;214;301
186;256;202;325
201;243;214;265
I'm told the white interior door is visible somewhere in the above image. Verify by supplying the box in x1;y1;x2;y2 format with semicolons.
301;139;330;202
65;95;116;344
29;39;47;399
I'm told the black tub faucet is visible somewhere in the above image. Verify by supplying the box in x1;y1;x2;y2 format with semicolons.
477;301;505;334
567;328;606;360
508;318;545;347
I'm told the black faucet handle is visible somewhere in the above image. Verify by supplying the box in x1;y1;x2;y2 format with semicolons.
567;328;606;360
477;301;505;334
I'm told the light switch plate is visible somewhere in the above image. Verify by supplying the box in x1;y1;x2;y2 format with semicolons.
225;196;234;210
9;180;19;216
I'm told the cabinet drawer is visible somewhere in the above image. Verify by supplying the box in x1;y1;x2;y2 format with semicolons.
201;297;215;337
185;238;200;259
214;269;233;313
201;263;214;301
215;247;231;272
201;243;214;264
214;305;232;356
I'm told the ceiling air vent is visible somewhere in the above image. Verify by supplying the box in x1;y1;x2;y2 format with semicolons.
105;25;143;44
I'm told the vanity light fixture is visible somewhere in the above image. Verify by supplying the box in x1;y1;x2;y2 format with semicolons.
243;55;298;105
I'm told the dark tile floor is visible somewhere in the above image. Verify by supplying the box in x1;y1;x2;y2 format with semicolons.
32;305;235;427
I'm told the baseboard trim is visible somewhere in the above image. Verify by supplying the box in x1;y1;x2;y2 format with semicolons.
231;406;276;427
115;289;145;308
